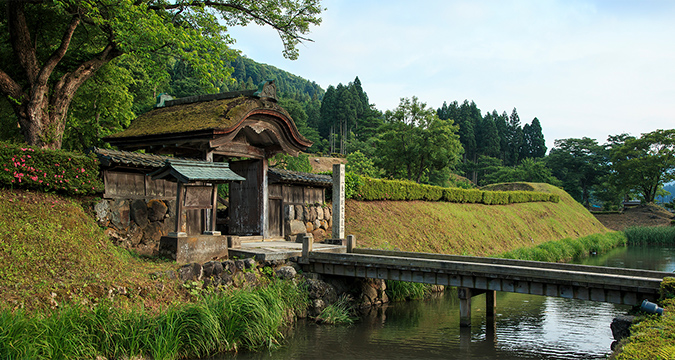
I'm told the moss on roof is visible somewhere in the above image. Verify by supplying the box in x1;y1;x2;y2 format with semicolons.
107;96;288;139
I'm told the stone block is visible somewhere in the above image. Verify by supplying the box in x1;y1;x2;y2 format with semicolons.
110;200;130;229
147;199;168;221
276;266;297;279
311;228;326;242
142;222;163;245
159;235;228;264
285;205;295;221
316;206;324;220
295;205;304;221
305;221;314;232
94;200;110;225
313;219;321;231
289;220;306;235
130;199;149;228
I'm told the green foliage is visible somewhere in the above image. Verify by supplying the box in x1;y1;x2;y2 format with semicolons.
375;97;463;184
481;158;561;187
547;137;610;207
315;295;355;325
0;141;103;195
611;129;675;203
615;298;675;360
271;153;313;173
345;172;364;200
624;226;675;246
0;280;308;359
660;277;675;301
346;150;381;177
349;176;559;204
1;0;323;148
497;232;627;262
385;281;431;301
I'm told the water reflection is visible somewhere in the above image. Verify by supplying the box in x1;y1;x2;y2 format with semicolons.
206;247;675;360
208;291;627;360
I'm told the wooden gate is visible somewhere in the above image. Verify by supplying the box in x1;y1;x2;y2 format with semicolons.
229;160;262;235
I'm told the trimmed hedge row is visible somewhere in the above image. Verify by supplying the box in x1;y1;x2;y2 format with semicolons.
349;176;559;204
0;142;103;196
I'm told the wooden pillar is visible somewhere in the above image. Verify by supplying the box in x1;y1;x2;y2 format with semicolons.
332;164;345;240
170;182;186;237
261;158;269;240
458;287;472;327
210;184;218;233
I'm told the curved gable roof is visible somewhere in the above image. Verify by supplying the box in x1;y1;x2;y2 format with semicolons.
104;81;312;158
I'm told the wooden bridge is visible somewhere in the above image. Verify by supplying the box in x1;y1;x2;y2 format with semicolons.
300;239;671;326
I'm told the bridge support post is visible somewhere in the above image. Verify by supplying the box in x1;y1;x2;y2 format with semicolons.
458;287;472;327
459;288;497;327
486;290;496;317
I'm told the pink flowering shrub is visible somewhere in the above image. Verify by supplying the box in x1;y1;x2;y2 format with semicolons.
0;141;103;195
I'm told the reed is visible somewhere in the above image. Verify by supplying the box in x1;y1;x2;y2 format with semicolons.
0;279;308;360
386;280;432;302
496;231;627;262
316;294;356;325
624;226;675;246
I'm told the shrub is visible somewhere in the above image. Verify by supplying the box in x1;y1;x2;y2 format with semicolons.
0;141;102;196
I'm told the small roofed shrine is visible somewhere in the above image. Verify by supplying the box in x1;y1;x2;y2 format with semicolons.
150;159;244;263
104;80;316;242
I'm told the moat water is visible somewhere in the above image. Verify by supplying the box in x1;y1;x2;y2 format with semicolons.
207;246;675;360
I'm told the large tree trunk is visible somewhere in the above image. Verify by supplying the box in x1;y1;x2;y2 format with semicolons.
1;1;120;149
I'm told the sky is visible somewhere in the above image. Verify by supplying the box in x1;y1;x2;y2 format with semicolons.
227;0;675;152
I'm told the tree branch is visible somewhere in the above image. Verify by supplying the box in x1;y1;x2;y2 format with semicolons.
0;68;25;101
149;1;315;42
37;14;81;88
7;1;39;84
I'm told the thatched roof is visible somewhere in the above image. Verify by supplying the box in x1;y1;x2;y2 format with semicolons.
104;81;312;158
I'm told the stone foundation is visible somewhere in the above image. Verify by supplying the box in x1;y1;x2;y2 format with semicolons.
284;204;332;242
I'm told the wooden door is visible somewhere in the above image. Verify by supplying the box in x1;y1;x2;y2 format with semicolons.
268;184;282;238
229;160;261;235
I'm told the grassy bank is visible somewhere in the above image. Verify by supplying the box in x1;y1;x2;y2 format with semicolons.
0;280;307;360
0;189;179;311
346;183;608;256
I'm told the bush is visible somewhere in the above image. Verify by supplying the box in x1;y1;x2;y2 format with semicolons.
0;141;102;196
347;176;559;205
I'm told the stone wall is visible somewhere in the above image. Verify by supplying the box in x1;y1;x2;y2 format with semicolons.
284;204;332;242
95;198;175;256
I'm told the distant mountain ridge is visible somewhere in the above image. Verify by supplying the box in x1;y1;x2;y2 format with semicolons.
229;56;324;102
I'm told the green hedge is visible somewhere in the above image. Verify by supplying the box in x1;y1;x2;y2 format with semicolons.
0;142;103;196
347;175;559;205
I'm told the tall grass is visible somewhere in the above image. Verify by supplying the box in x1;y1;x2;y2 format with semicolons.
0;279;308;360
315;294;356;325
385;280;432;302
496;231;627;262
624;226;675;246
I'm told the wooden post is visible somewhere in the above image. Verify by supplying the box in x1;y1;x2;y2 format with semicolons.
301;234;313;262
209;183;218;234
175;182;184;233
261;158;269;240
458;287;472;327
347;234;355;253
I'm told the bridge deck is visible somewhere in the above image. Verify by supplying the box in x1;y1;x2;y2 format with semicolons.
304;249;672;306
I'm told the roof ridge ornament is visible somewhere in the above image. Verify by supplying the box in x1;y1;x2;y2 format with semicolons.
253;80;277;102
